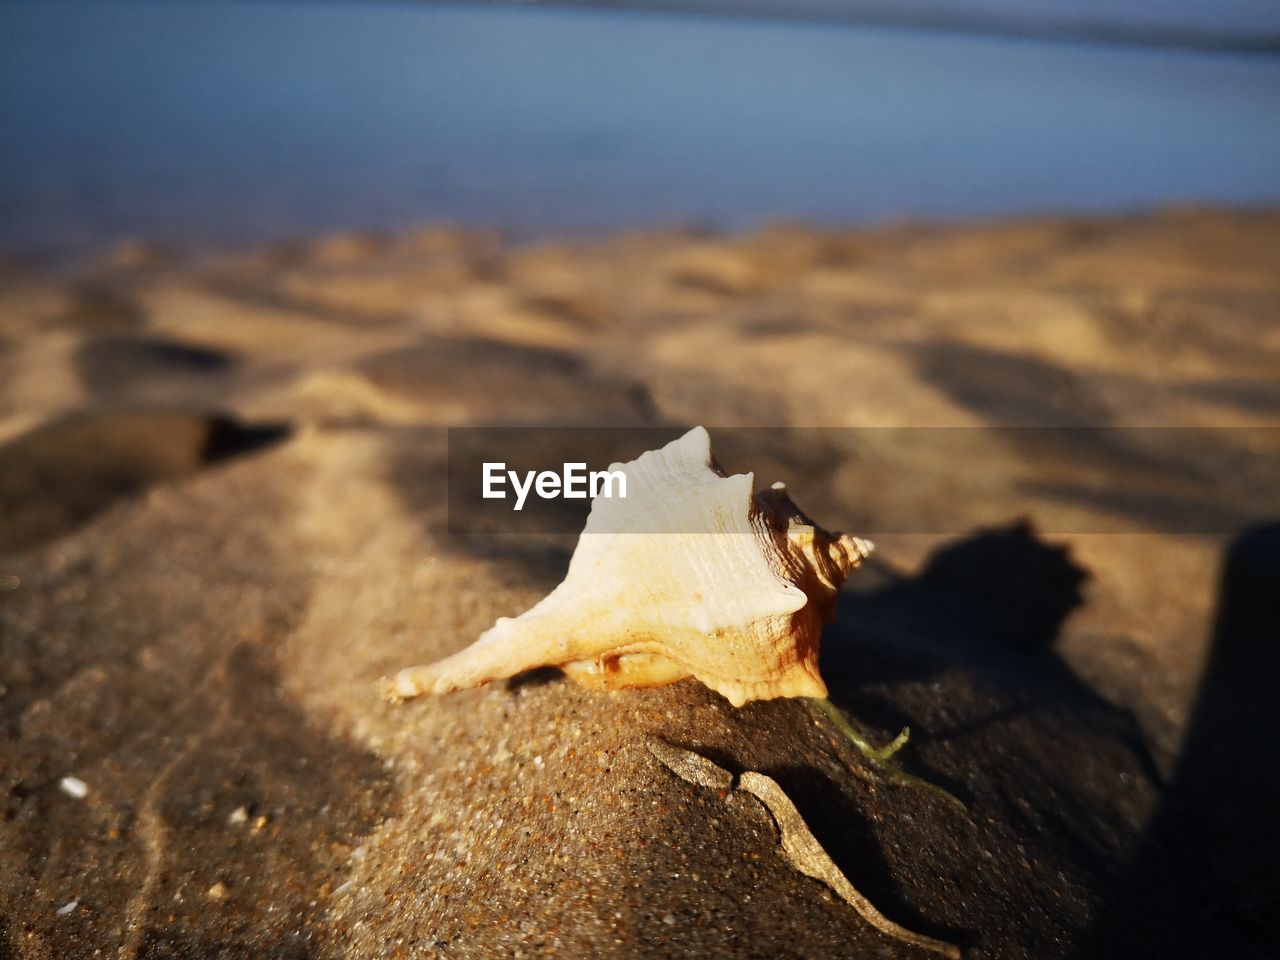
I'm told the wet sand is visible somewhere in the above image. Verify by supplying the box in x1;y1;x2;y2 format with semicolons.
2;210;1279;958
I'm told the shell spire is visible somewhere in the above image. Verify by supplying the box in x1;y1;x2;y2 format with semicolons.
380;426;872;708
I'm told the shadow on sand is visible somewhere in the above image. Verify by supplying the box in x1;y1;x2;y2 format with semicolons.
824;521;1160;784
0;411;290;554
1080;523;1280;959
820;521;1279;957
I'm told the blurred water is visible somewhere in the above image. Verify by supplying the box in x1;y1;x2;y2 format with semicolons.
2;0;1279;255
571;0;1280;48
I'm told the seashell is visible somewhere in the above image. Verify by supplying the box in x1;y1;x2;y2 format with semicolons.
380;426;872;707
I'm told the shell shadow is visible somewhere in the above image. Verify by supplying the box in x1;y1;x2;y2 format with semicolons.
816;520;1174;955
822;521;1160;787
505;665;566;691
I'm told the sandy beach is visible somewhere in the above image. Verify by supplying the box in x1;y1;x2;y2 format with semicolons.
2;208;1279;958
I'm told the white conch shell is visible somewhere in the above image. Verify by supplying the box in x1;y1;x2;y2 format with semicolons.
380;426;872;707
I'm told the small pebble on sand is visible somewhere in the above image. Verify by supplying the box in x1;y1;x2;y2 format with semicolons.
56;900;78;916
59;776;88;799
207;882;228;901
228;806;249;825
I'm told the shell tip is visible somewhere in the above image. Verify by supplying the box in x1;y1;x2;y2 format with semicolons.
378;669;441;703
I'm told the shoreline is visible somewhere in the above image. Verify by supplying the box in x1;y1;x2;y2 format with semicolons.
8;200;1280;273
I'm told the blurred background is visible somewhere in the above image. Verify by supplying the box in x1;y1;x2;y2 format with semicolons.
2;0;1279;258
